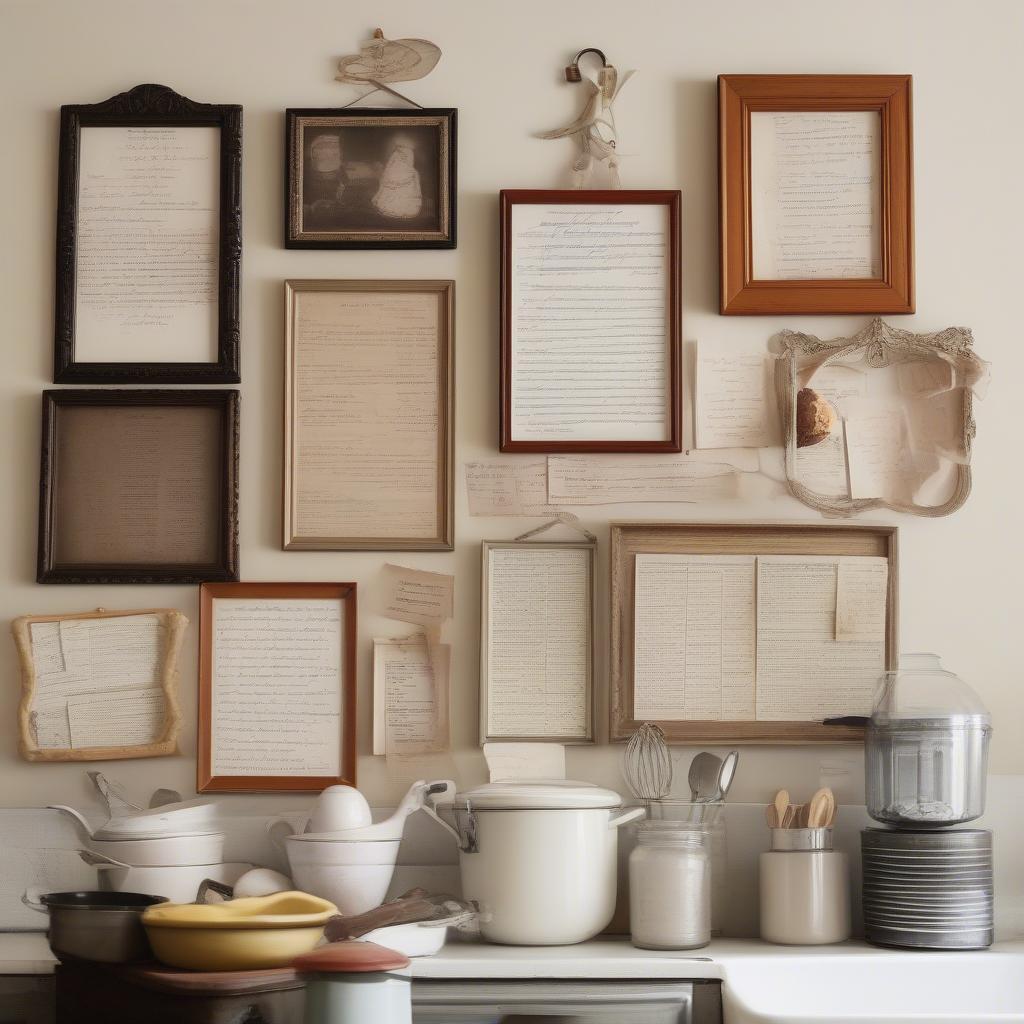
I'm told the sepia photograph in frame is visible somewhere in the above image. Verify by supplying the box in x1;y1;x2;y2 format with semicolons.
285;108;456;249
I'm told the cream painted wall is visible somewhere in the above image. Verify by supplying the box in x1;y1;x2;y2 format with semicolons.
2;0;1022;817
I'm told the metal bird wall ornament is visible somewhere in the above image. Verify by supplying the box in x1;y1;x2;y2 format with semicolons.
538;47;635;188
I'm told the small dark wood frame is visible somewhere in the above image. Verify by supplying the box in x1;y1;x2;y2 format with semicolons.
499;189;682;453
54;84;242;383
37;389;240;584
197;582;357;793
285;108;457;249
719;75;914;315
610;521;899;744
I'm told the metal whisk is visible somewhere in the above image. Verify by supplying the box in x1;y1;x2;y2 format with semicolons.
623;723;673;806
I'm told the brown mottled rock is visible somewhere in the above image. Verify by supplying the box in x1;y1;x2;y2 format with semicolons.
796;388;837;447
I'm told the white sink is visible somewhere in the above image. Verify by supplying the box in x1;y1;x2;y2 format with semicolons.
721;946;1024;1023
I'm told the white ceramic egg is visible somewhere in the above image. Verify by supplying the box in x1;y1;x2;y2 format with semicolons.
306;785;373;834
231;867;293;899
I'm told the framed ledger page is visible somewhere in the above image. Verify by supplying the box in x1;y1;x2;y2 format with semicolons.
37;389;239;584
480;540;595;744
284;279;454;550
54;84;242;383
719;75;913;315
198;582;357;792
499;190;682;453
609;521;898;744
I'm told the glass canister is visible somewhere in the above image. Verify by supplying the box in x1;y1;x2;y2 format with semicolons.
866;653;991;828
759;828;850;945
629;822;710;950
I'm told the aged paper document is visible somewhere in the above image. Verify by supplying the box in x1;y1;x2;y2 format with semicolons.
28;615;165;750
633;554;756;721
289;288;443;544
483;742;566;782
509;203;670;443
548;455;738;504
377;564;454;627
695;340;779;449
843;408;917;500
75;126;219;363
465;460;558;516
795;365;867;496
211;599;342;776
484;545;591;739
373;636;450;756
750;111;881;281
755;555;887;721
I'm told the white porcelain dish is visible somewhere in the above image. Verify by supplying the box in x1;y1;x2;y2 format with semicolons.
290;863;395;917
360;921;448;957
450;781;644;945
88;831;226;867
283;837;400;866
91;860;251;904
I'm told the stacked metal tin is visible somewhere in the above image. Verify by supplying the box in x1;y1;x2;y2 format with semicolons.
860;828;993;949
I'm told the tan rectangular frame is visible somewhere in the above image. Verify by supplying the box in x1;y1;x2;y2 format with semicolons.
198;581;357;792
719;74;914;315
610;521;898;743
13;607;188;762
283;279;455;551
480;539;596;744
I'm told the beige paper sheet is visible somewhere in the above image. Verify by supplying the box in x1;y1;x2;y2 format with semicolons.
53;405;221;566
372;635;450;756
291;289;442;542
464;459;559;516
547;455;739;505
75;126;219;363
695;340;780;449
377;564;454;627
211;598;343;777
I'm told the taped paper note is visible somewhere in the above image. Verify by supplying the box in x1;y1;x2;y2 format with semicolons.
484;742;566;782
378;564;454;627
464;460;558;516
547;456;739;505
835;558;889;641
373;635;450;756
695;340;780;449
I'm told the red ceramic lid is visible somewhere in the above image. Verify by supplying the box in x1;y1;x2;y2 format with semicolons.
292;941;411;974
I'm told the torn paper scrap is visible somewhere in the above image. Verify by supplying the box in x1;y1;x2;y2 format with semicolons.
484;742;566;782
465;459;558;516
695;340;780;449
547;455;739;505
373;636;450;757
378;564;454;626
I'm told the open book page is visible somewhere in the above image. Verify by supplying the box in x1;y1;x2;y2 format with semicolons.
633;554;756;721
28;614;166;750
373;636;450;756
755;555;888;721
485;545;591;739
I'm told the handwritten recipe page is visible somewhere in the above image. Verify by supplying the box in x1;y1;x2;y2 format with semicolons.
509;203;671;444
210;598;343;778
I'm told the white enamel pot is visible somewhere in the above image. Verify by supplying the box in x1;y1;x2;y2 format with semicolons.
451;782;645;946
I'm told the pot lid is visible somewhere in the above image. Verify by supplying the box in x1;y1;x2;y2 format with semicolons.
455;779;623;810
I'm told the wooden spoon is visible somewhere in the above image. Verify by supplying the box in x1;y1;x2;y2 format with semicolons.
780;804;795;829
807;787;835;828
769;789;789;829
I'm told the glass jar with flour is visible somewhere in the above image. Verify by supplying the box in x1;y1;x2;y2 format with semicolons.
629;822;711;949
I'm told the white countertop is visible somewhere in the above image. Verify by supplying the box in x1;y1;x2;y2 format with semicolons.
4;932;1021;979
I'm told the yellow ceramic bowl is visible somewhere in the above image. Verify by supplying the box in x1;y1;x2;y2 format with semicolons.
142;891;337;971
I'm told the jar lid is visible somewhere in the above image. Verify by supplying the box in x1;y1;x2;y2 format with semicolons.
455;780;622;810
870;653;991;726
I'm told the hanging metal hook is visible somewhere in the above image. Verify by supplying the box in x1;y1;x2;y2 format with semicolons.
564;47;609;82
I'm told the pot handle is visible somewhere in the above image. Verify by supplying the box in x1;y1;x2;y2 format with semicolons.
608;807;646;830
21;888;46;914
420;781;465;849
266;816;298;856
47;804;94;840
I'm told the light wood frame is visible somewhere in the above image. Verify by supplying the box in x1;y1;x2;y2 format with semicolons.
499;189;682;453
13;607;188;762
198;582;357;793
480;539;596;744
610;521;898;743
719;74;914;315
283;279;454;551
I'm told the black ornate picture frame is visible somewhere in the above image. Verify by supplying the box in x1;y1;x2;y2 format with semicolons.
54;85;242;383
285;108;456;249
38;389;240;584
